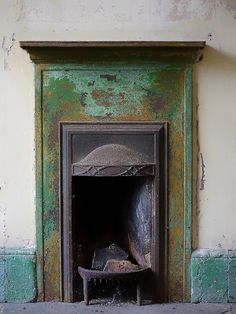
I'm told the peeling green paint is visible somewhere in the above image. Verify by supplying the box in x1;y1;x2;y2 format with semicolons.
191;249;236;303
0;248;36;302
42;67;185;121
229;256;236;302
34;54;195;301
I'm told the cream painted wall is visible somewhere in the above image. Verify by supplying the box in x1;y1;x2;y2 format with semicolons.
0;0;236;249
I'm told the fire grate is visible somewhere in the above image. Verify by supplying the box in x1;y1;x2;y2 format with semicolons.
78;266;151;305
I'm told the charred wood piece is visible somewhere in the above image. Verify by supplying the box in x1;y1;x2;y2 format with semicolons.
91;243;128;270
103;259;139;272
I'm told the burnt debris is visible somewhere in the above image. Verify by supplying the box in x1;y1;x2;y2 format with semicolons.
91;243;129;271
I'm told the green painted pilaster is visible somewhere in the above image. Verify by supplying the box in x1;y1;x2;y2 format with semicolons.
0;248;36;302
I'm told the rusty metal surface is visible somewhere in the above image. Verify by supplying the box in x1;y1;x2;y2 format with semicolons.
78;266;151;280
75;144;148;165
31;43;202;302
78;266;151;305
72;143;155;176
73;165;155;176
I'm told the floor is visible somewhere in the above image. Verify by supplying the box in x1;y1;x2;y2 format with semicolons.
0;302;235;314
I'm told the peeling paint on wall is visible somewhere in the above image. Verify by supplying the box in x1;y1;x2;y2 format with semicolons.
163;0;216;22
199;153;205;191
0;204;7;249
1;33;15;70
14;0;236;27
162;0;236;22
221;0;236;18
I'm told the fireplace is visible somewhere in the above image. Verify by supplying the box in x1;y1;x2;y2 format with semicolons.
61;122;167;304
20;41;205;302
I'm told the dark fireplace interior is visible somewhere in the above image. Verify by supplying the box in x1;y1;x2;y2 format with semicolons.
72;176;152;301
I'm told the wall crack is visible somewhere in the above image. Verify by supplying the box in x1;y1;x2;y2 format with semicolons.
200;153;206;191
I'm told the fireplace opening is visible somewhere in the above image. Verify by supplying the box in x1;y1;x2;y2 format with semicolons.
72;176;153;301
61;123;167;304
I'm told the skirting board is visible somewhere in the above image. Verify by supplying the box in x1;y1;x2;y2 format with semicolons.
191;249;236;303
0;248;36;302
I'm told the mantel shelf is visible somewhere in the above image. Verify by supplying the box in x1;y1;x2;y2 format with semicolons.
20;41;205;48
20;41;205;63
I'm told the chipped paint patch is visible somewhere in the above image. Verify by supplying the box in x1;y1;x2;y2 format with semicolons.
191;249;236;303
0;249;36;302
221;0;236;17
163;0;217;22
199;153;206;191
43;69;163;118
1;33;15;70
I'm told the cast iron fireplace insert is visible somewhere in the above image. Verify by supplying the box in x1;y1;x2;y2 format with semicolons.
61;122;167;303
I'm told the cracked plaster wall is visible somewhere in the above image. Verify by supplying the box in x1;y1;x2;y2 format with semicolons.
0;0;236;250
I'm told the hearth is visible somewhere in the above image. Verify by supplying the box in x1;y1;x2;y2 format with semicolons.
61;122;167;303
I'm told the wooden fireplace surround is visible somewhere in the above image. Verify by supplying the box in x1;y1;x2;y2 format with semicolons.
20;41;205;302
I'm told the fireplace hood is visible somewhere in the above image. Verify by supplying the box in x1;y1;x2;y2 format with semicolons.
72;143;155;177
